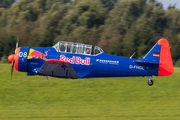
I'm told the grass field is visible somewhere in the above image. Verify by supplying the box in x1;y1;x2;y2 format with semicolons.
0;63;180;120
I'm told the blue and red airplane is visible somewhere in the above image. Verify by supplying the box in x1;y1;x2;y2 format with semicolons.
8;38;174;86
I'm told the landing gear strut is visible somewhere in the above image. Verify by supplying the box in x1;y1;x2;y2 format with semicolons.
147;76;154;86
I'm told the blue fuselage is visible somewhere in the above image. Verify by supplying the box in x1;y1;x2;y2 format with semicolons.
17;47;159;78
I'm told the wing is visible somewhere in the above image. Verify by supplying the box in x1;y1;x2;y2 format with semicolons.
37;59;79;79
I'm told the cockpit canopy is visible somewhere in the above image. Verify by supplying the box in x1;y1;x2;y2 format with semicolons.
53;41;104;55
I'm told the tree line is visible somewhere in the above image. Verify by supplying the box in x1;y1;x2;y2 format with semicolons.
0;0;180;66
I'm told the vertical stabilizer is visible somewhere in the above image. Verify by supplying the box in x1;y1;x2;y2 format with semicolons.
143;41;161;64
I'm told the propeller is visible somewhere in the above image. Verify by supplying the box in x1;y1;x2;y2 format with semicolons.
8;38;18;80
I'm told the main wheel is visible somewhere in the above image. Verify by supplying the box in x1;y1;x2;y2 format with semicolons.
148;80;154;86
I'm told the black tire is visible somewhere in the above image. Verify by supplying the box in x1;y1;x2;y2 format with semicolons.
148;80;154;86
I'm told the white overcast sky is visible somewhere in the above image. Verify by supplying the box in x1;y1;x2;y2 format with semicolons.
157;0;180;9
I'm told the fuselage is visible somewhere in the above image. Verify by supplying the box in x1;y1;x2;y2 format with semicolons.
8;39;174;86
16;47;159;78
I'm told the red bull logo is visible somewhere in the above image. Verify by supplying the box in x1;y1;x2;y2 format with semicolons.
28;49;48;61
60;55;90;65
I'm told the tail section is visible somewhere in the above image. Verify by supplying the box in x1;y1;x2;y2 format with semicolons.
142;38;174;76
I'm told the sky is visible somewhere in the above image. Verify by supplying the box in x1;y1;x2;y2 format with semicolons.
157;0;180;9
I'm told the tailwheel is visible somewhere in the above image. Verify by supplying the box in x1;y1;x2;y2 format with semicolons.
147;79;154;86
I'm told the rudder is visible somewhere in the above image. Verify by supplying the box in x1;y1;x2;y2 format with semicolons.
158;38;174;76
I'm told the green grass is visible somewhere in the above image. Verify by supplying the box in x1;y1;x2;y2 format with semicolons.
0;63;180;120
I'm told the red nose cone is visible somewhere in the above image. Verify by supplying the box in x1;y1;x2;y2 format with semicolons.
8;54;15;63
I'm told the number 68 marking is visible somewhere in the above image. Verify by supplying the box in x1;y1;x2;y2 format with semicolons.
19;52;27;58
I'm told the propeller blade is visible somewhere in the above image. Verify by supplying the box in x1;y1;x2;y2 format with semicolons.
14;38;18;54
10;38;18;80
16;38;18;49
46;76;49;82
11;61;14;80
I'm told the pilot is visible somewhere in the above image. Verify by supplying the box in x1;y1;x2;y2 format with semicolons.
86;48;90;54
64;43;70;52
72;45;77;53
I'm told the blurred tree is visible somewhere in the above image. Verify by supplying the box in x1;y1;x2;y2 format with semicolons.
170;35;180;63
0;0;180;64
100;0;118;11
165;8;180;34
98;0;146;57
0;34;16;59
57;0;106;44
168;4;176;9
149;7;167;35
0;0;16;8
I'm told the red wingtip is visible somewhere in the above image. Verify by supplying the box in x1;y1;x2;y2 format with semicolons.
158;38;174;76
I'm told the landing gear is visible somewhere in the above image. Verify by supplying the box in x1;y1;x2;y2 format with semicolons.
147;79;154;86
147;76;153;86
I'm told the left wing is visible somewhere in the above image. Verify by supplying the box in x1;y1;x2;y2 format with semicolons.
37;59;79;79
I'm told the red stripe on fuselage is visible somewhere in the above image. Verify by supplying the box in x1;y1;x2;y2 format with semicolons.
46;59;69;63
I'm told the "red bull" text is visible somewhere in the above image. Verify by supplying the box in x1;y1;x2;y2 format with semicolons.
60;55;90;65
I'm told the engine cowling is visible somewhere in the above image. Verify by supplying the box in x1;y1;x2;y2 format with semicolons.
15;47;30;72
